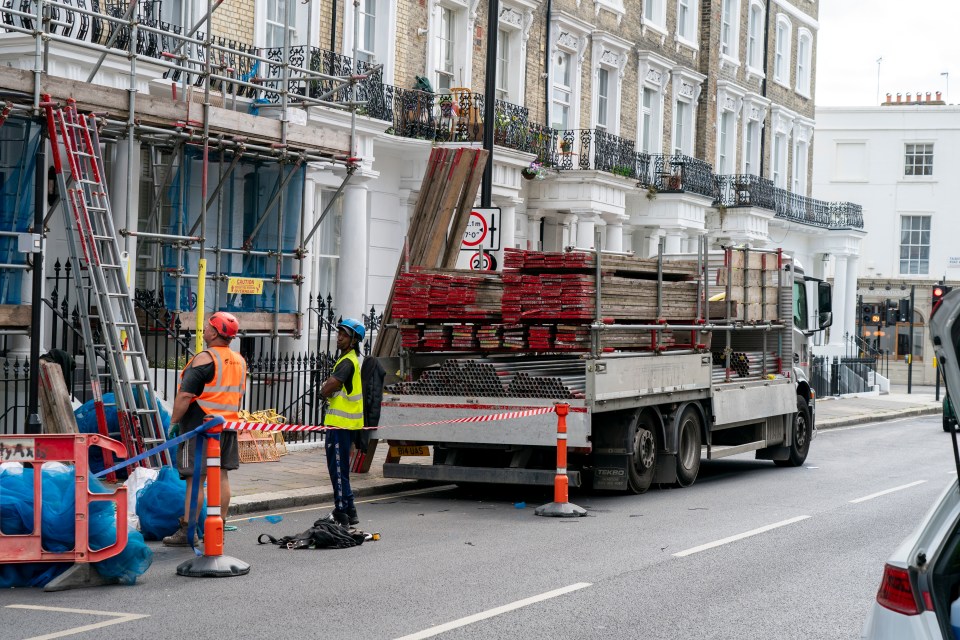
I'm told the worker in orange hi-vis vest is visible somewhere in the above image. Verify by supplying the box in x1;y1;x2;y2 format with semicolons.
163;312;247;547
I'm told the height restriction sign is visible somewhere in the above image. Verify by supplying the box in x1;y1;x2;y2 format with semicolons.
460;208;500;252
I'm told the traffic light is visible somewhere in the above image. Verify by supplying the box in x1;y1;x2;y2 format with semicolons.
884;299;898;326
933;284;953;316
898;297;911;322
860;303;875;328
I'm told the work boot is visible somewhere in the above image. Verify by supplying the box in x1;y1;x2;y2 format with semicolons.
345;506;359;526
162;518;199;547
315;510;350;528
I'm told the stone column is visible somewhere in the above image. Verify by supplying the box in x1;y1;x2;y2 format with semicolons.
664;229;683;254
498;200;517;254
603;214;625;253
647;229;665;258
559;213;576;250
527;210;543;251
335;178;369;321
845;254;859;341
575;212;598;249
829;254;848;346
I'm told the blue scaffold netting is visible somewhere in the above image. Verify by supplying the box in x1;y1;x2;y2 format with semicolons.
74;393;172;475
136;466;207;540
0;463;153;588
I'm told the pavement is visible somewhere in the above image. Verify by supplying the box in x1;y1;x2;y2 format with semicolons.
226;389;946;516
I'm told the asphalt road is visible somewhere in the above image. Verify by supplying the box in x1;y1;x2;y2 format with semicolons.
1;415;956;640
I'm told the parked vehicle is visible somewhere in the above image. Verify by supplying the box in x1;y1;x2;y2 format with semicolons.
375;244;833;492
861;288;960;639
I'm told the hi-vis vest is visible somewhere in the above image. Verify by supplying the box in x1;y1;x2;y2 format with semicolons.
325;350;363;430
181;346;247;420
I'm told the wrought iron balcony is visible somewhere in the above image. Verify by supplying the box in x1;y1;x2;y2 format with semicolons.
552;128;649;180
715;174;865;230
367;87;556;162
649;154;716;198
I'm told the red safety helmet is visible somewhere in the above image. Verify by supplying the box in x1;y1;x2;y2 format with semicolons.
209;311;240;338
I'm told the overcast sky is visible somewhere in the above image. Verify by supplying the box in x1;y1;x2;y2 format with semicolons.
816;0;960;106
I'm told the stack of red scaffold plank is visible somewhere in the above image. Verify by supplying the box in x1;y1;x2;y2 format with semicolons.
393;248;709;353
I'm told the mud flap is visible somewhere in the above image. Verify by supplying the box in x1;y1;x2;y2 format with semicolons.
654;453;677;484
591;454;630;491
755;446;790;461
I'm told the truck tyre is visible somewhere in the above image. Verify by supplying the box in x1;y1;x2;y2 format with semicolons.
776;396;811;467
628;411;658;495
944;415;955;432
675;406;702;487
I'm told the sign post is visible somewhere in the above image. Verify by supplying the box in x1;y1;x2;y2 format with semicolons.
458;207;501;271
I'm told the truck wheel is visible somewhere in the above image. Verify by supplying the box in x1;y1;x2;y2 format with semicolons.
776;396;811;467
675;406;702;487
628;412;658;494
944;416;955;432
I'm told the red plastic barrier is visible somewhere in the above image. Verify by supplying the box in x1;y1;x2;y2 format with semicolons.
0;434;128;564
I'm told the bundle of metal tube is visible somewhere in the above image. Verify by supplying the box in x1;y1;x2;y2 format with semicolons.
711;351;780;381
385;357;586;398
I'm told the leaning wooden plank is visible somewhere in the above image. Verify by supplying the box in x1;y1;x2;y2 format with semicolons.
38;360;79;434
442;149;490;269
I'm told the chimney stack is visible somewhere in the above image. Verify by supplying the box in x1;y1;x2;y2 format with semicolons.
937;91;943;101
907;93;912;103
897;93;902;103
886;93;892;104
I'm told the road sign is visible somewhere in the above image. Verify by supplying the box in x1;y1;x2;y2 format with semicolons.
468;251;498;271
461;208;500;252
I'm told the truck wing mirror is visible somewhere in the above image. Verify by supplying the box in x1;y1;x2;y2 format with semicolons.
818;281;833;329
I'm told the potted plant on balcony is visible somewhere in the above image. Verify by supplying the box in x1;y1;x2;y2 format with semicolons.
559;139;572;153
521;161;546;181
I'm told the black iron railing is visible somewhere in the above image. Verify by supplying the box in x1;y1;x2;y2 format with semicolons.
715;174;865;230
0;357;30;435
650;154;716;198
551;128;649;180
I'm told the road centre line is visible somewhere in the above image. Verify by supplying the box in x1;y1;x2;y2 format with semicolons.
393;582;592;640
6;605;148;640
226;485;457;523
849;480;927;504
673;516;811;558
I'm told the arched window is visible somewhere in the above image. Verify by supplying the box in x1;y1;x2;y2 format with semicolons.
774;15;792;86
747;2;764;71
796;28;813;96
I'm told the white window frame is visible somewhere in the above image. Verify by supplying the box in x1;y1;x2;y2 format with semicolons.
552;51;574;130
715;81;744;175
498;1;537;106
643;0;666;32
548;13;590;132
596;68;610;130
636;52;671;156
795;28;812;97
671;67;705;156
675;0;698;49
496;29;510;101
774;14;792;87
899;215;931;275
741;93;769;175
426;0;471;93
342;0;398;83
791;118;813;195
904;142;934;178
255;0;305;48
720;0;741;65
769;105;795;188
590;32;629;136
745;1;765;79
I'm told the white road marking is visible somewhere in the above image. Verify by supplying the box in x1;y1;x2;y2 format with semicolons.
673;516;811;558
849;480;927;504
227;485;457;523
6;605;148;640
393;582;592;640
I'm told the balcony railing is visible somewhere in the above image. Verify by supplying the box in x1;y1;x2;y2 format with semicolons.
715;174;865;230
649;154;716;198
551;128;649;180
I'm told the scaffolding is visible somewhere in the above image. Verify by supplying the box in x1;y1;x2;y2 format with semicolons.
0;0;375;354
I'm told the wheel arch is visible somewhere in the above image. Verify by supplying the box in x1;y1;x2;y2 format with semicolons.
666;401;708;454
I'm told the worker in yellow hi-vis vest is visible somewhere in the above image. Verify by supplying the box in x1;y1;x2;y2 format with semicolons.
317;318;365;528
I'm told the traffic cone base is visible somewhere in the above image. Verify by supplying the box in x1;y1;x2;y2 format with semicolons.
534;501;588;518
176;554;251;578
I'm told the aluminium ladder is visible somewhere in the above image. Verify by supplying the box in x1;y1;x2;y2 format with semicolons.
42;97;170;471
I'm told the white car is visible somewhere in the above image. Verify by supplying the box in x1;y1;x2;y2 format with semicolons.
863;288;960;639
860;478;960;639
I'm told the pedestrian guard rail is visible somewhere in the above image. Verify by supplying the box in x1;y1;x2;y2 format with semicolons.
0;433;128;564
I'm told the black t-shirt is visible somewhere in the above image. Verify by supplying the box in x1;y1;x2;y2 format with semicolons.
332;356;355;395
180;362;215;430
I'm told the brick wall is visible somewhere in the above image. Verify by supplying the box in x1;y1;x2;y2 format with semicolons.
210;0;255;46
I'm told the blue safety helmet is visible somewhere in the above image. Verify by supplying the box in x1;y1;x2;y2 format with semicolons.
337;318;366;342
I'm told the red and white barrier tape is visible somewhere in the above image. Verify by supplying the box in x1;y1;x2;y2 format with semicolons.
222;406;557;433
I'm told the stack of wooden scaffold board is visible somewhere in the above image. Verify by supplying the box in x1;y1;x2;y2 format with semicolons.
395;248;709;353
713;249;782;323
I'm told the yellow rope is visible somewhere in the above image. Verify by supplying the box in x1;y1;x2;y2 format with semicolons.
238;409;286;424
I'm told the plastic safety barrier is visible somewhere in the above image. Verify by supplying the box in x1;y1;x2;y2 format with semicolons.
0;434;128;565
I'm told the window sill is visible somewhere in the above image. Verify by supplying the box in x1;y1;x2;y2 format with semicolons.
772;76;791;90
675;35;699;53
898;177;937;183
642;19;668;38
745;65;765;83
719;54;740;72
795;87;812;99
